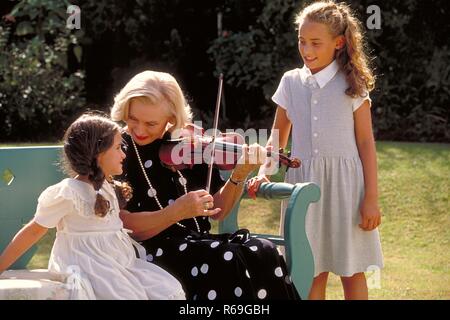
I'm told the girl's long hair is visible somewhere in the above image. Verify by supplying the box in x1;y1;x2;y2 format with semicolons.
296;0;375;97
63;113;131;217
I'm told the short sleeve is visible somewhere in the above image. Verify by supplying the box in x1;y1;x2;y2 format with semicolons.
272;74;290;112
353;91;372;112
34;184;73;228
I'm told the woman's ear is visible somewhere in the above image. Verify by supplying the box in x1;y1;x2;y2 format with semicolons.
335;35;346;50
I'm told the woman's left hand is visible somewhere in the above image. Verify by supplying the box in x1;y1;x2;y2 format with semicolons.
359;198;381;231
232;143;268;180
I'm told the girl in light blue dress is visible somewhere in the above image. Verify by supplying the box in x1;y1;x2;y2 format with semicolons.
248;1;383;300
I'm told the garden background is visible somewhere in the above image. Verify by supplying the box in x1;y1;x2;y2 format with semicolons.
0;0;449;299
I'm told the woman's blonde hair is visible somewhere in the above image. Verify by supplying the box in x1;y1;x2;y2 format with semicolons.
295;0;375;97
111;70;192;133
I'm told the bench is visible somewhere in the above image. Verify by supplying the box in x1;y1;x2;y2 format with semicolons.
0;146;320;300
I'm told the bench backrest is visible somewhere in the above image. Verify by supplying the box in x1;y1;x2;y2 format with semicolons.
1;146;319;299
0;146;65;268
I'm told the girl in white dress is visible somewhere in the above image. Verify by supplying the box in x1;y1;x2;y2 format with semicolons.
248;1;383;300
0;113;185;300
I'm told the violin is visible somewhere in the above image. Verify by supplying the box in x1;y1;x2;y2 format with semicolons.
158;73;300;192
159;124;301;171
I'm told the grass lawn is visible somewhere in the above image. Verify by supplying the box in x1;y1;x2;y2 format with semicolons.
23;141;450;299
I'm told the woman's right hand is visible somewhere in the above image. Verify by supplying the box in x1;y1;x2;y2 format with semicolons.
246;175;270;200
174;189;221;220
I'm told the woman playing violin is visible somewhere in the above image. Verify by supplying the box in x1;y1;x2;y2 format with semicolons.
111;70;299;300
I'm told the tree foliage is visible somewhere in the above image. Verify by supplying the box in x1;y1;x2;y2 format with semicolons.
0;0;85;141
208;0;449;142
1;0;448;142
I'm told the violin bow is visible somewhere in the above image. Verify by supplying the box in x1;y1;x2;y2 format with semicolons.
205;73;224;193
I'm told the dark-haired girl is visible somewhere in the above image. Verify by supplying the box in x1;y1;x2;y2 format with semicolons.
0;113;185;300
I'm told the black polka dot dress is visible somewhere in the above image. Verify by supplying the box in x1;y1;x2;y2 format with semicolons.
120;133;300;300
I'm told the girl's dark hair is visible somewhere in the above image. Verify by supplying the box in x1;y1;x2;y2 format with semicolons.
62;113;131;217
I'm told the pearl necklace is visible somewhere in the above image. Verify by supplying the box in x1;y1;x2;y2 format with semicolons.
130;137;201;233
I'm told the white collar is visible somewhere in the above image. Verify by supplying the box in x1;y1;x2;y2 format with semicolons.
299;60;339;88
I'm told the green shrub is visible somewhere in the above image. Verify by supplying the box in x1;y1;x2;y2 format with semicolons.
208;0;449;142
0;0;85;142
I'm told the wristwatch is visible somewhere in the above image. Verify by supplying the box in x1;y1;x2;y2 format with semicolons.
229;176;246;186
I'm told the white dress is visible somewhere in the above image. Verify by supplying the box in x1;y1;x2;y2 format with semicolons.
34;178;185;300
274;61;384;277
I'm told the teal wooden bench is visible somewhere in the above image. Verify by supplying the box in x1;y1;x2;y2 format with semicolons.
0;147;65;270
0;146;320;299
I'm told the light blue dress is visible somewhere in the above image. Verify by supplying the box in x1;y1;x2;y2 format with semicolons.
273;61;384;277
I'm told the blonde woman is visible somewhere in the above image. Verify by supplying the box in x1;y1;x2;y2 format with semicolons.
111;70;300;300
